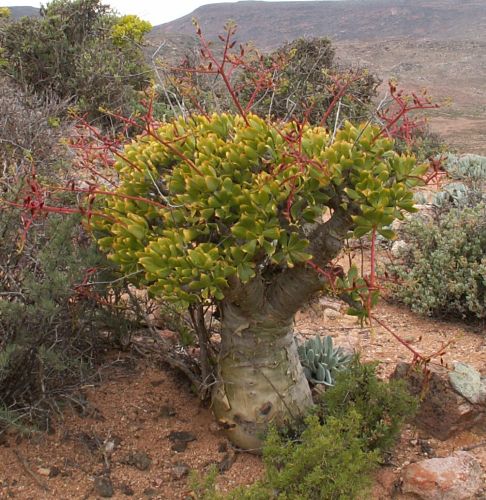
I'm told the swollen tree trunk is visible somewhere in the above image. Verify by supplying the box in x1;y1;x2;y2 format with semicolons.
212;208;353;449
212;302;313;450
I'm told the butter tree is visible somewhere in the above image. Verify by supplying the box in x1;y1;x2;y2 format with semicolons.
16;25;430;450
92;109;425;448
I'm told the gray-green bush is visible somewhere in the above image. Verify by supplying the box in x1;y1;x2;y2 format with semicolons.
0;73;132;433
390;205;486;319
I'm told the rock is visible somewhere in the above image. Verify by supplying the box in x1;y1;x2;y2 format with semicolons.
49;466;61;478
37;468;51;477
318;297;342;311
159;405;176;418
78;432;102;454
480;377;486;404
401;451;483;500
143;487;160;498
418;439;435;457
171;463;190;480
171;440;187;453
120;483;134;496
376;468;399;495
218;452;236;473
449;362;482;404
94;476;114;498
392;362;485;440
123;451;152;471
209;422;221;433
168;431;196;443
323;308;343;321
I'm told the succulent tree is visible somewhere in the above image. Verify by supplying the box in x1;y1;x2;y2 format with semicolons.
11;24;431;450
91;110;425;448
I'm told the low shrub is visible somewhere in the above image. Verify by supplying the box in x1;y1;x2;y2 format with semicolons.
390;205;486;319
320;359;418;454
0;210;131;432
395;124;446;161
0;72;138;433
230;410;379;500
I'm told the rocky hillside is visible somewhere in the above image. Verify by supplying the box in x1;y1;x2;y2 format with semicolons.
7;6;40;19
151;0;486;154
155;0;486;50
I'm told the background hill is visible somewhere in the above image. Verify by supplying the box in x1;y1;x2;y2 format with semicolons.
151;0;486;154
7;6;40;18
155;0;486;49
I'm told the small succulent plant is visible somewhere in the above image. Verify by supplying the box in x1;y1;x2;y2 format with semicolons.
298;335;352;386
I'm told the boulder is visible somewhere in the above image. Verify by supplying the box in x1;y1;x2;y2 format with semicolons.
392;362;485;440
401;451;483;500
448;362;483;404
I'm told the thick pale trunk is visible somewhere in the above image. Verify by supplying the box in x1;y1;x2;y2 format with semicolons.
212;302;313;450
211;210;353;449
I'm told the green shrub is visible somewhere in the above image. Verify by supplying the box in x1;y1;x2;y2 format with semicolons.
390;205;486;319
239;37;378;125
0;211;130;432
230;410;379;500
190;465;221;500
320;359;418;454
0;0;151;119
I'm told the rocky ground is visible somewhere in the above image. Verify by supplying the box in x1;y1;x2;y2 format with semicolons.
335;39;486;156
0;298;485;499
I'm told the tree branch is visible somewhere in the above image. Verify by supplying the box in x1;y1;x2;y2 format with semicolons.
265;208;353;319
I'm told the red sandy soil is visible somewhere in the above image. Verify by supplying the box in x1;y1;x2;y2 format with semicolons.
1;300;485;499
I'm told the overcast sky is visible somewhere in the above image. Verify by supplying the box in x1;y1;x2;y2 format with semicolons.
3;1;337;25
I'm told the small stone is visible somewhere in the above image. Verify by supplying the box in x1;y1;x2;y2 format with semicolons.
318;297;342;310
209;422;220;433
391;239;408;257
143;487;159;498
123;451;152;471
171;441;188;453
37;468;51;477
49;466;61;478
479;377;486;404
168;431;196;443
94;476;114;498
218;452;236;473
401;451;483;500
120;483;134;496
171;463;190;480
323;308;342;321
449;362;482;404
159;405;176;418
418;439;435;457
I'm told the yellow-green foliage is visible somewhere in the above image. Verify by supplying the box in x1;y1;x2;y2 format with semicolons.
111;14;152;47
96;114;425;307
